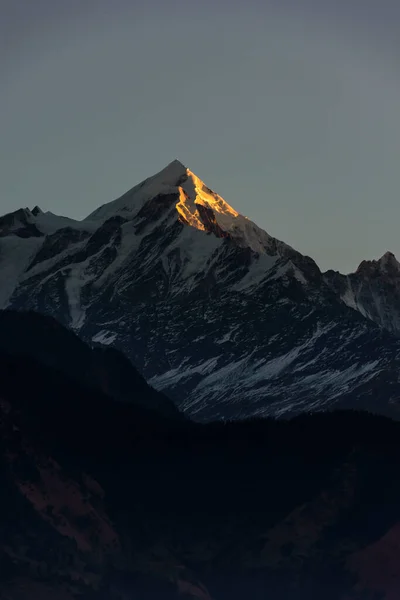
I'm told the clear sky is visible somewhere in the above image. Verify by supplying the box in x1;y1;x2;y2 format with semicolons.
2;0;400;273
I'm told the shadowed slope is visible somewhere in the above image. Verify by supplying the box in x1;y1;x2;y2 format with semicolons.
1;312;400;598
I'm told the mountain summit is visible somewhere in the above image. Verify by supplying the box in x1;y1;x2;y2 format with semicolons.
85;159;294;256
324;250;400;335
85;159;188;221
3;161;400;419
356;251;400;276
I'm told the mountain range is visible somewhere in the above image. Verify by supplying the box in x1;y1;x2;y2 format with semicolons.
2;159;400;419
2;309;400;599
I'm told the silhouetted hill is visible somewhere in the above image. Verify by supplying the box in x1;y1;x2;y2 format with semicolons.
0;309;181;419
1;311;400;598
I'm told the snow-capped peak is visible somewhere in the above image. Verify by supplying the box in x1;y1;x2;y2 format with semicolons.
178;167;280;253
84;160;188;223
84;160;290;255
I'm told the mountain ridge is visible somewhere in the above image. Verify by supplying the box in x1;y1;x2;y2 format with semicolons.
3;160;400;419
4;159;398;275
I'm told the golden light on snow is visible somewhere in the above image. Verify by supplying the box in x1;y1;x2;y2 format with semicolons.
172;166;272;254
186;169;239;218
175;168;241;233
176;186;206;230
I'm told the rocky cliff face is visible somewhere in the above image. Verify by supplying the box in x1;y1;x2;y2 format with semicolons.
3;160;400;420
324;251;400;335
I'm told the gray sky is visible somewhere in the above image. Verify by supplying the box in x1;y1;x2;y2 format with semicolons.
1;0;400;273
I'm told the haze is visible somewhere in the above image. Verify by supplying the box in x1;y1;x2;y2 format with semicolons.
2;0;400;272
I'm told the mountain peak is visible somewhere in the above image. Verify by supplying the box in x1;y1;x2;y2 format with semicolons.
31;205;43;216
84;160;282;254
84;159;188;223
356;251;400;276
164;158;187;170
152;158;187;183
377;251;400;273
379;250;398;262
0;207;35;232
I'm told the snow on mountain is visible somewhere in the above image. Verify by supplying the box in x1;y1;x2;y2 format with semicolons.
3;160;400;420
85;159;294;257
0;206;97;307
86;159;187;221
324;251;400;335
